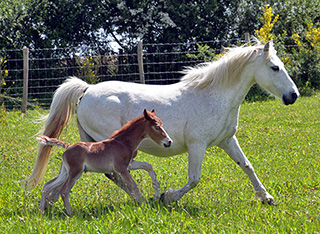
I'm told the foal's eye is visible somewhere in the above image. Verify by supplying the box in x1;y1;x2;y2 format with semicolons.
271;66;279;71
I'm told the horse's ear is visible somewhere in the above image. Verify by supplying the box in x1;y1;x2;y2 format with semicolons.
143;108;151;120
264;40;273;52
151;109;156;114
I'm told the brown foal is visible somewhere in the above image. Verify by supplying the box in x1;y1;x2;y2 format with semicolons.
38;109;172;215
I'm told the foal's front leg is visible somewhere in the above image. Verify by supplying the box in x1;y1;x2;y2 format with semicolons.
104;151;139;196
219;135;277;205
129;160;161;198
119;169;144;203
104;172;133;195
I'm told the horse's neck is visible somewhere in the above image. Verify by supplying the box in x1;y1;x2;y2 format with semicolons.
207;66;255;108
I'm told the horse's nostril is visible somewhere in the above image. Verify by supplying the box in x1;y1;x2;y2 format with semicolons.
291;92;298;101
283;91;299;105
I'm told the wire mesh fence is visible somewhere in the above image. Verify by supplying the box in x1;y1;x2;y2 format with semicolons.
1;37;297;110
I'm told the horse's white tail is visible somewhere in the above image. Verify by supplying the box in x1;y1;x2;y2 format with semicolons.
23;77;89;190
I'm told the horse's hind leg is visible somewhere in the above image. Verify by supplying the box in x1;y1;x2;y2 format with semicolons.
128;160;161;198
77;118;95;142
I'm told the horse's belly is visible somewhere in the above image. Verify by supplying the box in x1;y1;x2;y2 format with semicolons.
139;139;187;157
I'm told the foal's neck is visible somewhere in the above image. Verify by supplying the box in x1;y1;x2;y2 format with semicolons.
110;117;148;149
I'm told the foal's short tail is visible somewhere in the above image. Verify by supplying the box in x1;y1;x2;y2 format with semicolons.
22;77;89;190
37;135;69;149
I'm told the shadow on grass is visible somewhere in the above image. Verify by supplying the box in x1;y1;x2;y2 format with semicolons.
34;196;202;220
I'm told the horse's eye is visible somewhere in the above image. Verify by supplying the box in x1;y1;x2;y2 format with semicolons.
154;126;160;131
271;66;279;71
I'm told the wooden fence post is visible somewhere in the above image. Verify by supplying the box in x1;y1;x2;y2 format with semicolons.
245;33;250;42
22;47;29;113
137;40;145;84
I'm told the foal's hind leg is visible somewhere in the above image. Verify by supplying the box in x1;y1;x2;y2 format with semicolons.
129;160;161;198
39;165;68;213
60;167;83;215
40;178;57;213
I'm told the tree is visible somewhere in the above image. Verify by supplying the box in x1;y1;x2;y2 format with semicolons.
0;0;32;48
1;0;255;50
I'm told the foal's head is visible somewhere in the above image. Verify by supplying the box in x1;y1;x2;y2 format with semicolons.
143;109;172;148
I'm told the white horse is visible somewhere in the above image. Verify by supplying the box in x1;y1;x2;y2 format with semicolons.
24;41;299;205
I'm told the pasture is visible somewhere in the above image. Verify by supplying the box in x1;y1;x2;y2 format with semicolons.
0;94;319;233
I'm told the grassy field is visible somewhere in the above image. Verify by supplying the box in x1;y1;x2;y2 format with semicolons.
0;94;319;233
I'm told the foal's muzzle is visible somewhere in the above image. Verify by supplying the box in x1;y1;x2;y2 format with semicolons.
282;91;299;105
163;139;172;148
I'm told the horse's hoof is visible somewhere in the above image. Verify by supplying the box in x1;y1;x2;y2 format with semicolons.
262;198;278;206
256;191;277;206
160;192;166;202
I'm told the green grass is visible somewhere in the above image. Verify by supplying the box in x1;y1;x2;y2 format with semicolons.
1;95;320;233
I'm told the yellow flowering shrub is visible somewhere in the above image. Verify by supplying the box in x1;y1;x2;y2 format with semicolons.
0;57;9;104
76;56;100;84
288;20;320;93
306;21;320;52
293;21;320;52
255;5;279;43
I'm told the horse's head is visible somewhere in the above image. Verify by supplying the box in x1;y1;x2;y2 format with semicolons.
254;40;299;105
143;109;173;148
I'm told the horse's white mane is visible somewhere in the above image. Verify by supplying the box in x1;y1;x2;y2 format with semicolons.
181;42;274;89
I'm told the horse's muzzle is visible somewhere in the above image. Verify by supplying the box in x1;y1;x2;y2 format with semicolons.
282;91;299;105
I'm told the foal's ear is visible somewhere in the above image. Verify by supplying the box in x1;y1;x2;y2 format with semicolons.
143;108;151;120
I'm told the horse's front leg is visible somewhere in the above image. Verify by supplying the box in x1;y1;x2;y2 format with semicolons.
219;135;277;205
161;143;206;203
128;160;161;198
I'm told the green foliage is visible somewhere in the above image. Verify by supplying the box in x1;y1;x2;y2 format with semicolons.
267;0;320;95
186;44;217;61
1;95;320;232
0;0;32;48
0;1;260;50
284;21;320;95
189;4;320;96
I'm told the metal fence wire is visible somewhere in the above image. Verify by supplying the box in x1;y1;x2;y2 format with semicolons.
1;37;291;110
